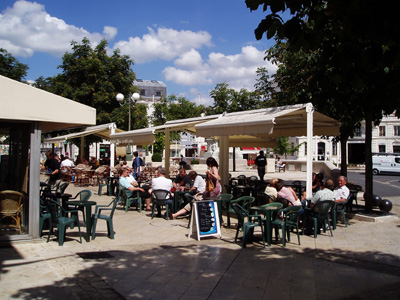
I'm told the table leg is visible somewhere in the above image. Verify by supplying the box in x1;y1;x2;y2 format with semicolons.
266;210;272;246
84;206;92;242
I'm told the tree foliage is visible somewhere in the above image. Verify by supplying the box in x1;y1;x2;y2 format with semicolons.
246;0;400;212
209;83;267;114
273;137;302;159
151;94;204;153
48;37;141;130
0;48;28;82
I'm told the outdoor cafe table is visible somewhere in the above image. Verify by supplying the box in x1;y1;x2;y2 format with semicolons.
64;199;97;242
250;205;281;246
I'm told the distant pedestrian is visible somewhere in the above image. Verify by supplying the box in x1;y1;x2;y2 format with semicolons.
255;150;267;182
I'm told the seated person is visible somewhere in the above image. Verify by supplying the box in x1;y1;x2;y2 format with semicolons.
275;179;301;206
276;157;285;170
173;167;191;191
150;168;174;218
119;167;151;211
302;172;324;200
188;170;206;194
265;178;278;201
334;176;350;203
304;179;335;234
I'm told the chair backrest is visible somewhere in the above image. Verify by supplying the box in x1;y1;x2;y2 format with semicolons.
57;183;69;194
282;205;302;223
237;175;247;185
276;197;291;208
0;191;24;213
217;193;233;202
43;198;66;225
313;200;335;218
234;196;255;210
151;190;171;204
75;189;92;202
231;203;246;228
224;184;232;194
106;197;119;219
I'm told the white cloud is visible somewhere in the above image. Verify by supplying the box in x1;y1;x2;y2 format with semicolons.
163;45;277;91
103;26;118;41
113;27;212;63
0;0;117;57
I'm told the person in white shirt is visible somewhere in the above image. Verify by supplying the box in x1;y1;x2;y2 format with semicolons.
189;171;206;194
334;176;350;203
170;171;206;220
60;156;75;168
150;168;173;217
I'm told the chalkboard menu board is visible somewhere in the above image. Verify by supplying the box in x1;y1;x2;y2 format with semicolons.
189;200;221;240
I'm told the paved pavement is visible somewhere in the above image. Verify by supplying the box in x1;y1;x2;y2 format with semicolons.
1;170;400;300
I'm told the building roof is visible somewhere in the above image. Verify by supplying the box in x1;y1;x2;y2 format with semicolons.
133;79;166;88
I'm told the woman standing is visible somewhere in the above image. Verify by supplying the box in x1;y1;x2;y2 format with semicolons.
205;157;221;198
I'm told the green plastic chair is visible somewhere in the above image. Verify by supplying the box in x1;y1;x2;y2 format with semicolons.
44;198;82;246
67;189;92;224
231;203;264;248
91;197;119;240
151;190;172;220
332;194;352;229
119;188;142;212
39;198;51;238
303;200;335;238
226;196;255;227
97;174;109;196
271;205;302;247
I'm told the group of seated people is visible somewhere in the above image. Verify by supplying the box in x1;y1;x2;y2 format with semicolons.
118;156;221;220
265;173;350;234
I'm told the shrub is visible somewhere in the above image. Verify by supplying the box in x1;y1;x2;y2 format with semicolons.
191;159;200;165
152;152;162;162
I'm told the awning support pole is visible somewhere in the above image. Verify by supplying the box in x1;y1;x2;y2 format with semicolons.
110;123;116;177
219;136;229;193
306;103;314;199
165;129;170;178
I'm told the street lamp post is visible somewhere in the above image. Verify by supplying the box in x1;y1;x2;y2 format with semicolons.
116;92;140;161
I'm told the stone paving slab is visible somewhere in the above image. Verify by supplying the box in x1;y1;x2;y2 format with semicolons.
1;173;400;299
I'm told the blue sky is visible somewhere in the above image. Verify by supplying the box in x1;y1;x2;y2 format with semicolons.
0;0;279;106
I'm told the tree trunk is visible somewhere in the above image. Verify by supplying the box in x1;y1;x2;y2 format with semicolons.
340;135;348;177
364;112;373;213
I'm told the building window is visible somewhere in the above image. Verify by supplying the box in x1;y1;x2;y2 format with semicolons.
379;126;386;136
332;141;337;156
304;142;307;155
156;90;162;97
393;145;400;153
394;126;400;136
379;144;386;153
140;89;146;96
354;127;361;137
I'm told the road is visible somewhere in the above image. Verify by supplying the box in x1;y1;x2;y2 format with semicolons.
348;172;400;198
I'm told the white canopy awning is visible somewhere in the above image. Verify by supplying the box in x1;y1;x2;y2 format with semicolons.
0;75;96;132
110;127;156;145
195;104;340;138
43;123;124;144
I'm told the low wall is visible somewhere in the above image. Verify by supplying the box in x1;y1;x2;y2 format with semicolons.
282;159;340;181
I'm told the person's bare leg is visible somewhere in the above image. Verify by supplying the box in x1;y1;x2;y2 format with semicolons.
171;208;189;219
145;198;151;210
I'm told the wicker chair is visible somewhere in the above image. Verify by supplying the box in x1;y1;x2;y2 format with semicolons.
0;190;24;234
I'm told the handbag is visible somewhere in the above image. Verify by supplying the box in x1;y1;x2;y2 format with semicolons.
206;175;215;192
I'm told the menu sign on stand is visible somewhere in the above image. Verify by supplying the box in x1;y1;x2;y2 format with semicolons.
188;200;221;241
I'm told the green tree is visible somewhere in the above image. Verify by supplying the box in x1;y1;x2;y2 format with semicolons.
51;37;141;130
0;48;28;82
246;0;400;212
273;137;302;159
209;83;266;114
